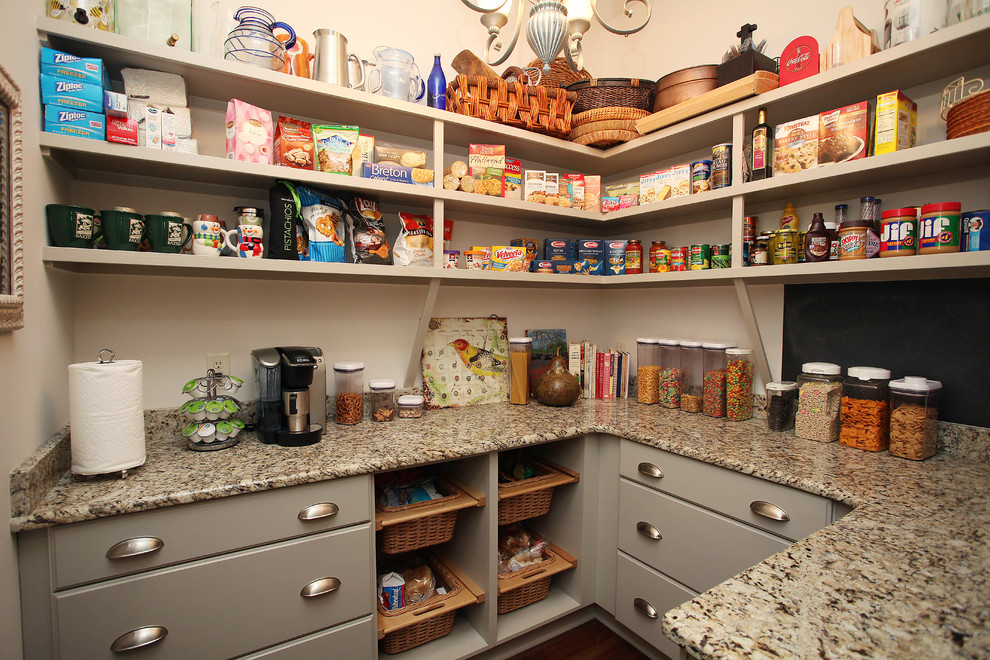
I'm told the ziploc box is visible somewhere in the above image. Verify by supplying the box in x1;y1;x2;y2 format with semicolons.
874;91;916;156
41;48;107;87
544;238;577;261
40;74;104;113
44;106;105;140
577;239;604;275
605;239;627;276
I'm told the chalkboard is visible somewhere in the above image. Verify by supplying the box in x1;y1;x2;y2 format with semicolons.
781;278;988;427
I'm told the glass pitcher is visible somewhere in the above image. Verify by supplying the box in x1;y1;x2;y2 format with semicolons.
368;47;426;102
223;6;296;71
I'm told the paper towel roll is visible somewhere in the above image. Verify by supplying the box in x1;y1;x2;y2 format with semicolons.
69;359;146;475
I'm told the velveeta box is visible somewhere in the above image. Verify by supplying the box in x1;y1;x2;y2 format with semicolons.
774;115;819;175
874;91;916;156
583;175;601;211
504;158;522;200
40;74;104;113
525;170;546;203
818;102;869;165
489;245;527;271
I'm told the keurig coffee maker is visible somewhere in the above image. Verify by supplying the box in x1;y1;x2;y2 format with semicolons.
251;346;326;446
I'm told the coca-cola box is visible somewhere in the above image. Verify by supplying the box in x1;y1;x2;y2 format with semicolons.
780;36;819;86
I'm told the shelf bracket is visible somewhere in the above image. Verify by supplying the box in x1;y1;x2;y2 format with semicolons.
40;145;76;179
733;278;773;387
405;277;442;388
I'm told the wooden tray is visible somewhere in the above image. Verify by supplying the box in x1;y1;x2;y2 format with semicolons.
635;71;779;135
376;476;486;532
496;542;577;595
498;458;579;524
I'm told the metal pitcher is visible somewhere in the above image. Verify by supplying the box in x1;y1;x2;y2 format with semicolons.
312;29;364;88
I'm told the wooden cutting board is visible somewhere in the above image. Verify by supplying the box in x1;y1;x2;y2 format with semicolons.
822;6;880;71
451;50;501;83
635;71;779;135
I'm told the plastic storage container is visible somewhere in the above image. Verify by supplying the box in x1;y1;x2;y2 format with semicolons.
795;362;843;442
679;341;704;412
702;342;735;417
509;337;532;405
888;377;942;461
725;348;754;421
398;394;425;418
636;338;660;404
369;379;396;422
766;381;797;431
839;367;892;451
333;362;365;424
657;339;681;408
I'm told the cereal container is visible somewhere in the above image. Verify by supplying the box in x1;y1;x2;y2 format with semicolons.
702;342;735;417
657;339;682;408
839;367;892;452
369;379;396;422
725;348;754;421
636;338;660;405
795;362;843;442
888;377;942;461
509;337;532;405
398;394;425;419
333;362;365;424
766;381;797;431
679;341;704;412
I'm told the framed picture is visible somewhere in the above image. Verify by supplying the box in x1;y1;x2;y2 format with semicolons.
0;63;23;331
421;317;509;408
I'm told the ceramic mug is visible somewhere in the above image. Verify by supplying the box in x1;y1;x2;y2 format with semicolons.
190;216;224;257
46;204;101;248
100;208;146;251
224;224;264;258
145;212;192;254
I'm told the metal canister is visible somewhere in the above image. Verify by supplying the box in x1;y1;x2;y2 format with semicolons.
743;216;758;243
691;160;712;194
711;143;732;189
689;244;711;270
751;234;770;265
712;244;731;268
771;228;799;264
671;246;688;271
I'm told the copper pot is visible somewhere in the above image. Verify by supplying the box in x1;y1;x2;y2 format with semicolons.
654;65;718;112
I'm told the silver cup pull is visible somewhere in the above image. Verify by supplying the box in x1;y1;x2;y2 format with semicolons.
105;537;164;560
633;597;659;619
110;625;168;653
301;576;341;598
637;462;663;478
636;521;662;540
298;502;339;521
750;500;790;522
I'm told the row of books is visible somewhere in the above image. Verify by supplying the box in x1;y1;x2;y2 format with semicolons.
568;341;630;400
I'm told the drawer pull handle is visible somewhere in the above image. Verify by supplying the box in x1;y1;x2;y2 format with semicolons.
633;598;659;619
636;521;662;540
110;625;168;653
298;502;339;521
750;500;790;522
637;462;663;479
301;576;341;598
106;537;164;560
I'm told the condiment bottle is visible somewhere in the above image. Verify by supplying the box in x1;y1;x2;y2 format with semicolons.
657;339;681;408
888;377;942;461
839;367;892;452
509;337;532;405
427;52;446;110
824;220;840;260
679;341;704;413
780;203;799;231
625;239;643;274
636;338;660;404
702;341;735;417
369;379;395;422
751;107;773;181
795;362;843;442
804;212;830;262
766;381;797;431
725;348;754;421
333;362;365;425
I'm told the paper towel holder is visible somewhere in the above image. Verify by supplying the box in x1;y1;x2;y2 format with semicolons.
98;348;116;364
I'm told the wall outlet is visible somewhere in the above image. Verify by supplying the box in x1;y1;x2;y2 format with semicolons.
206;353;230;375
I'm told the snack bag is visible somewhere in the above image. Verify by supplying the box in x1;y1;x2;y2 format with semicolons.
346;197;391;264
296;185;347;262
225;99;273;164
312;124;359;175
393;213;435;266
274;116;314;169
267;180;302;260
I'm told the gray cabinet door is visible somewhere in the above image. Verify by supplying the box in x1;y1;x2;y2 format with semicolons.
52;475;371;589
237;616;376;660
54;525;373;660
618;479;789;593
615;551;696;660
620;441;830;541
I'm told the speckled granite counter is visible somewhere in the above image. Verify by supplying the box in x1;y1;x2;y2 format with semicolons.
9;400;990;659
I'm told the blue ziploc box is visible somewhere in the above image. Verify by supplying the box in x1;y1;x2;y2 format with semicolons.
44;105;105;140
40;75;104;113
543;237;577;261
577;239;605;275
605;239;627;275
362;162;433;186
40;48;107;87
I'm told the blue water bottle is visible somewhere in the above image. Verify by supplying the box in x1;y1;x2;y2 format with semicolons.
427;52;446;110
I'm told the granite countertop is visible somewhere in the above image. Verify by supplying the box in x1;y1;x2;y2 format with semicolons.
9;399;990;658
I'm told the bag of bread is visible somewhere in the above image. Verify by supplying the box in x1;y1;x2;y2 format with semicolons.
346;197;391;265
402;564;437;605
393;212;435;267
296;185;347;262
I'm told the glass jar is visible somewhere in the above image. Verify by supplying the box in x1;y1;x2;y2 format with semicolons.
636;338;660;404
509;337;532;405
679;341;704;412
766;381;797;431
860;196;881;233
795;362;843;442
333;362;365;425
625;239;643;274
751;233;770;265
839;367;892;452
118;0;192;49
234;206;264;225
657;339;681;408
838;219;877;260
702;342;735;417
369;379;396;422
397;394;425;419
649;241;669;273
889;377;942;461
725;348;754;421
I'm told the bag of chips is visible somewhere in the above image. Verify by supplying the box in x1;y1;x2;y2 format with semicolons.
296;185;347;262
346;197;391;265
266;181;302;260
393;212;435;267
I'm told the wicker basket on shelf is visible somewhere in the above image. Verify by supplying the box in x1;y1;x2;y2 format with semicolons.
569;106;649;147
565;78;656;114
529;57;592;89
497;459;578;525
377;477;479;555
496;543;576;614
446;75;577;139
946;88;990;139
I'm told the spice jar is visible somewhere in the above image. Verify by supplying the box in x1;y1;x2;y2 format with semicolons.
795;362;843;442
369;379;396;422
509;337;532;405
824;221;839;260
880;208;919;257
657;339;681;408
725;348;754;421
751;233;770;265
636;338;660;404
839;367;892;452
702;341;735;417
398;394;425;419
889;377;942;461
679;340;704;412
333;362;365;425
860;196;881;233
625;239;643;274
766;381;797;431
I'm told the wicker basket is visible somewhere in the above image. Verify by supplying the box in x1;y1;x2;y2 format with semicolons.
528;57;592;89
498;460;567;525
946;88;990;139
379;557;471;654
496;544;576;614
377;477;469;555
446;75;577;139
565;78;656;114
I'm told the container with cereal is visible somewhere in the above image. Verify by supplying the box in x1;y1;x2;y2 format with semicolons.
888;377;941;461
679;341;704;412
657;339;681;408
636;338;660;405
702;342;735;417
370;379;396;422
795;362;843;442
725;348;753;421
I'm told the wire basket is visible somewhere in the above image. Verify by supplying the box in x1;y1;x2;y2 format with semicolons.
446;75;577;139
565;78;657;114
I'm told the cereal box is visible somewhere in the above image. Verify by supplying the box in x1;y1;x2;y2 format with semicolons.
583;175;601;211
639;172;660;204
274;116;314;169
874;91;916;156
489;246;528;271
818;102;870;165
504;158;523;200
525;171;546;203
469;144;505;196
544;173;560;206
544;238;577;261
774;115;819;175
577;239;604;275
605;240;627;276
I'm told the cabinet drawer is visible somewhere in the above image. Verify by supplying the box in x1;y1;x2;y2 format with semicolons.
615;552;696;660
620;440;830;541
238;615;375;660
618;479;789;593
54;525;373;660
52;475;371;589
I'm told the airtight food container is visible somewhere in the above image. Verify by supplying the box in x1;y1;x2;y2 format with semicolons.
888;377;942;461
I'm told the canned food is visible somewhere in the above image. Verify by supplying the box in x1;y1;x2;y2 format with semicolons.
712;244;731;268
671;246;688;271
689;244;711;270
771;229;799;264
691;160;712;194
797;231;807;263
712;143;732;189
743;216;758;242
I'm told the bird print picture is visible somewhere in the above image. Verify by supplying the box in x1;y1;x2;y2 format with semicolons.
422;317;509;408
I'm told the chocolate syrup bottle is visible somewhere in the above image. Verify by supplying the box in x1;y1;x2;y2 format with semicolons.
805;212;830;262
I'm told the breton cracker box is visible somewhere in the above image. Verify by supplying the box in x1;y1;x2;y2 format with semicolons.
583;175;601;211
362;162;434;187
504;158;522;200
524;170;546;203
468;143;505;196
774;115;819;175
873;91;916;156
818;101;870;166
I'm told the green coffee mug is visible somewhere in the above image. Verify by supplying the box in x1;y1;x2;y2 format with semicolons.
145;213;192;253
100;208;146;251
46;204;101;248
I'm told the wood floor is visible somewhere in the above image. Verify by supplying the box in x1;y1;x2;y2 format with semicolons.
506;619;649;660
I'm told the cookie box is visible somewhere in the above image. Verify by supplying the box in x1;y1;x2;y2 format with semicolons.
774;115;819;175
818;101;869;166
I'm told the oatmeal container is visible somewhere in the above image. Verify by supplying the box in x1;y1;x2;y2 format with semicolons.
888;377;941;461
795;362;843;442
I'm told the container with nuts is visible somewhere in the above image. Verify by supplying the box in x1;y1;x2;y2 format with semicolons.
398;394;425;418
888;377;942;461
369;379;396;422
333;361;365;425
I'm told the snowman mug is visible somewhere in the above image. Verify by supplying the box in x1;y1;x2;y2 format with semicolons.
191;215;224;257
224;223;264;258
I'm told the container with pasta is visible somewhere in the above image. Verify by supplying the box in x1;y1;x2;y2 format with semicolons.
888;377;942;461
839;367;891;451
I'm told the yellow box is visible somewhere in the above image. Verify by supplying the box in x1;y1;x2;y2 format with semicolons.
873;91;916;156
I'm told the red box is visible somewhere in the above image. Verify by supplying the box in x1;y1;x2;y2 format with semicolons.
106;117;138;146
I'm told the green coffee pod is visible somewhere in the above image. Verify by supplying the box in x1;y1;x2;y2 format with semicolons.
182;422;199;437
216;421;233;434
182;379;200;394
205;401;223;413
231;419;245;429
222;399;238;414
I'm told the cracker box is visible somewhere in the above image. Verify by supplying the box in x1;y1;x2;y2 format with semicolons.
544;173;560;206
583;175;601;211
874;91;916;156
44;106;105;140
504;158;522;200
41;48;106;86
664;164;691;198
525;170;546;203
106;117;139;145
469;143;505;196
362;162;434;187
605;240;627;276
639;171;660;204
577;239;605;275
489;246;528;271
544;238;577;261
40;74;103;113
818;101;870;165
774;115;819;175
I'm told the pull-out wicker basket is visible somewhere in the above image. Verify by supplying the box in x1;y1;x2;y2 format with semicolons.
377;476;485;555
496;543;577;614
447;75;577;139
498;458;579;525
